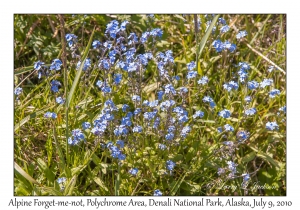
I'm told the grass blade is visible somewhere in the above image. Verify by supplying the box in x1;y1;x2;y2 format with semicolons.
197;15;219;59
52;125;66;174
63;175;77;195
14;162;41;186
40;187;63;196
66;27;95;108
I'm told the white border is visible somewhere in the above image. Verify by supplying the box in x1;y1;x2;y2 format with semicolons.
1;0;299;209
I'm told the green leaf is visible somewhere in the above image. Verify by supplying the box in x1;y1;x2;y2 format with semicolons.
257;152;280;169
40;187;63;196
52;126;66;174
241;151;256;163
93;177;109;194
14;162;40;186
45;135;53;167
36;158;55;182
169;173;186;196
63;175;77;196
66;27;95;108
198;15;219;59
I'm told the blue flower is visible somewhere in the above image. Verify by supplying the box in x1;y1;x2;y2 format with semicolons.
269;89;280;98
101;82;111;93
242;173;250;182
248;81;259;90
143;112;156;121
245;96;251;103
245;108;257;116
107;143;126;161
128;62;138;72
158;143;167;150
223;40;236;52
150;28;163;38
202;96;216;108
44;112;57;119
56;96;65;104
134;108;142;115
99;59;111;70
279;105;286;113
179;87;188;95
198;76;208;85
65;34;77;47
153;117;160;129
223;81;238;92
96;80;103;88
154;189;162;196
158;91;164;101
220;25;230;33
187;61;196;70
236;30;248;40
82;122;91;130
77;58;91;71
148;100;158;108
92;40;101;49
57;177;67;184
126;112;133;118
266;121;279;130
212;39;224;52
260;79;273;88
168;126;176;133
133;126;143;133
105;20;120;38
187;71;197;79
128;33;138;45
14;87;22;96
68;129;85;145
238;62;251;71
160;100;176;111
193;110;204;119
236;130;250;141
224;124;234;132
218;17;226;25
180;126;191;138
34;61;45;71
114;125;129;136
103;42;112;49
129;168;138;176
173;75;180;81
132;95;141;102
114;74;122;85
50;59;62;71
267;66;275;72
140;31;150;43
166;160;176;171
218;109;231;118
116;140;125;148
223;141;234;147
50;80;61;93
165;132;174;141
227;161;237;174
217;168;225;176
120;20;129;31
65;34;77;42
122;104;129;112
217;127;223;133
164;84;176;95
